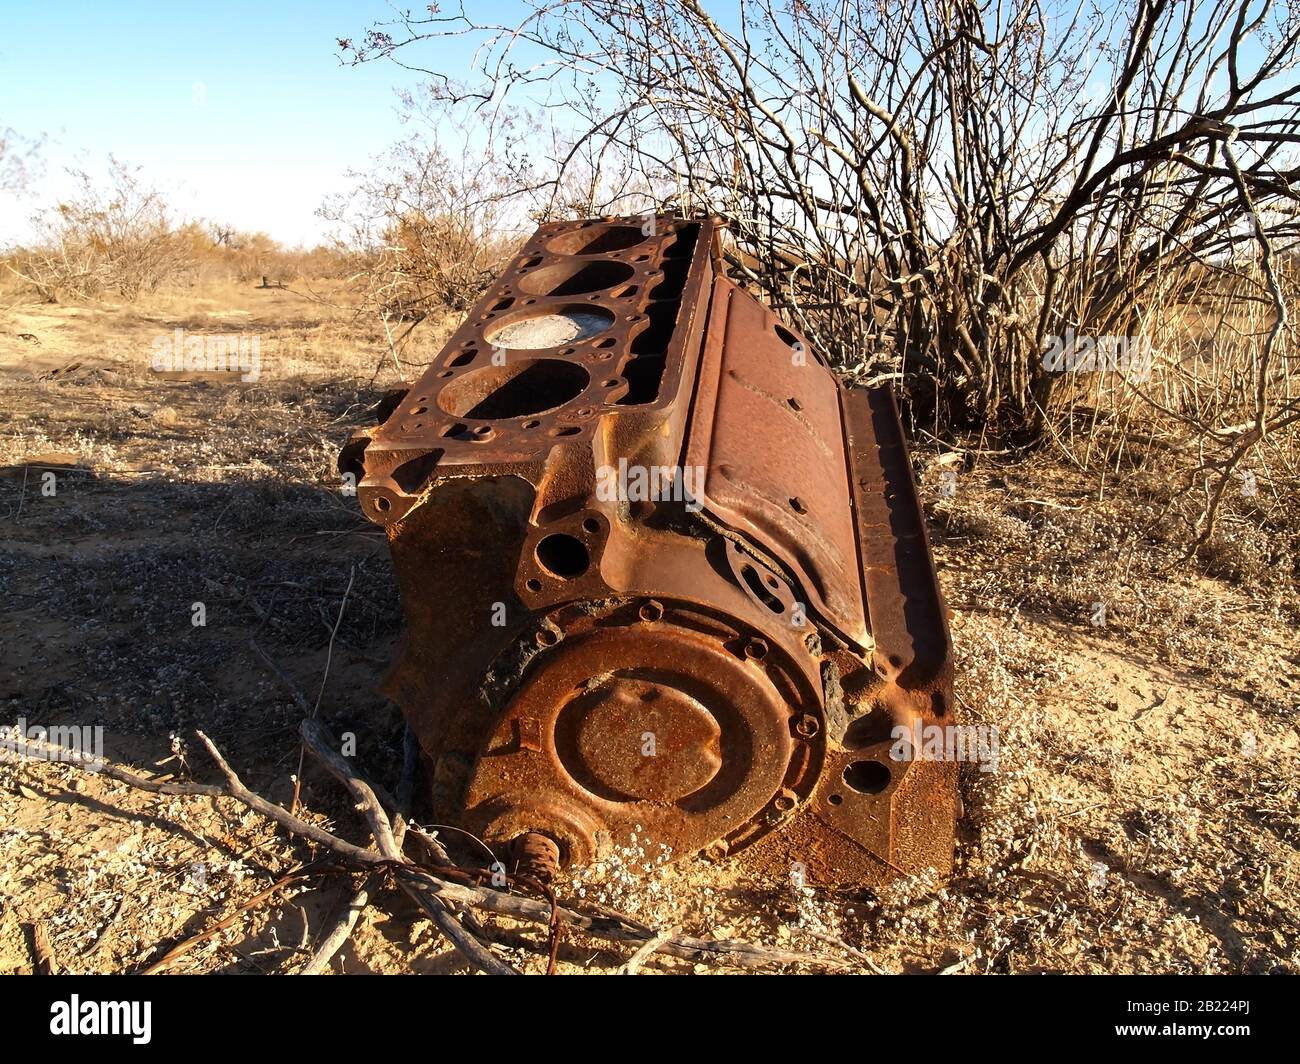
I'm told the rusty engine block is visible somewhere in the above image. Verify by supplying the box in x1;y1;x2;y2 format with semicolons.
341;216;956;885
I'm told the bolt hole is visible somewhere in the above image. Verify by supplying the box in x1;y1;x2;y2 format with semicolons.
828;794;843;806
526;578;542;593
373;497;390;512
582;517;601;534
787;397;802;411
789;497;807;514
535;533;589;579
639;600;664;622
740;563;784;614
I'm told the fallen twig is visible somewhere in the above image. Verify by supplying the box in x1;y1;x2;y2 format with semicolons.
25;920;57;975
298;718;519;975
300;725;415;976
618;926;678;974
14;731;846;972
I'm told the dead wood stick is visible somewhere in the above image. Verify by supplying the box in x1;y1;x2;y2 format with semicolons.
14;732;843;971
299;718;519;976
362;757;512;958
301;727;419;975
618;926;678;974
191;731;378;863
3;734;224;797
299;885;372;975
9;731;361;863
394;869;842;970
25;921;57;975
251;637;403;815
396;821;501;952
804;928;891;974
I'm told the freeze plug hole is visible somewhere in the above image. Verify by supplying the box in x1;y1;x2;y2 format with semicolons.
536;533;589;578
843;760;891;795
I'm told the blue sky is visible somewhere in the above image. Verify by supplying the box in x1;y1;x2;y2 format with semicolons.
2;2;1280;249
0;1;487;247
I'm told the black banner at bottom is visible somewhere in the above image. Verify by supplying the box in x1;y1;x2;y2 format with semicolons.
0;973;1283;1051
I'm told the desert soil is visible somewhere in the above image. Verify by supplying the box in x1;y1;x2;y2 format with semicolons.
0;282;1296;974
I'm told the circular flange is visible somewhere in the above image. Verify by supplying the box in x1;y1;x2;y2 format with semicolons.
462;602;822;866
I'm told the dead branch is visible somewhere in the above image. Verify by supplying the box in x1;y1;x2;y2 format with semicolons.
24;921;57;975
617;925;678;975
298;717;518;975
301;727;420;975
11;730;844;972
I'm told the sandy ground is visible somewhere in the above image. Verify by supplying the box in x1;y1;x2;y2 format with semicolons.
0;281;1296;974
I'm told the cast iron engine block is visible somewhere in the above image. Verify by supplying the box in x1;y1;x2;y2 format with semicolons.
340;216;956;885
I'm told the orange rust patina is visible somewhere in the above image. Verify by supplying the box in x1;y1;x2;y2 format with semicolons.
341;216;957;885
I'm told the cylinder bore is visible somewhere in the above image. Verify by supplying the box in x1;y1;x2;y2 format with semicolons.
486;306;615;350
517;260;635;297
545;224;650;256
438;359;590;419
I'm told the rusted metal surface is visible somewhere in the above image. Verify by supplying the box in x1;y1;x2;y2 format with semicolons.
341;215;956;886
685;276;868;647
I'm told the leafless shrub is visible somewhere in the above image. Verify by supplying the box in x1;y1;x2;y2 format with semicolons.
342;0;1300;543
192;228;345;285
202;227;284;284
323;116;529;355
8;158;194;301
